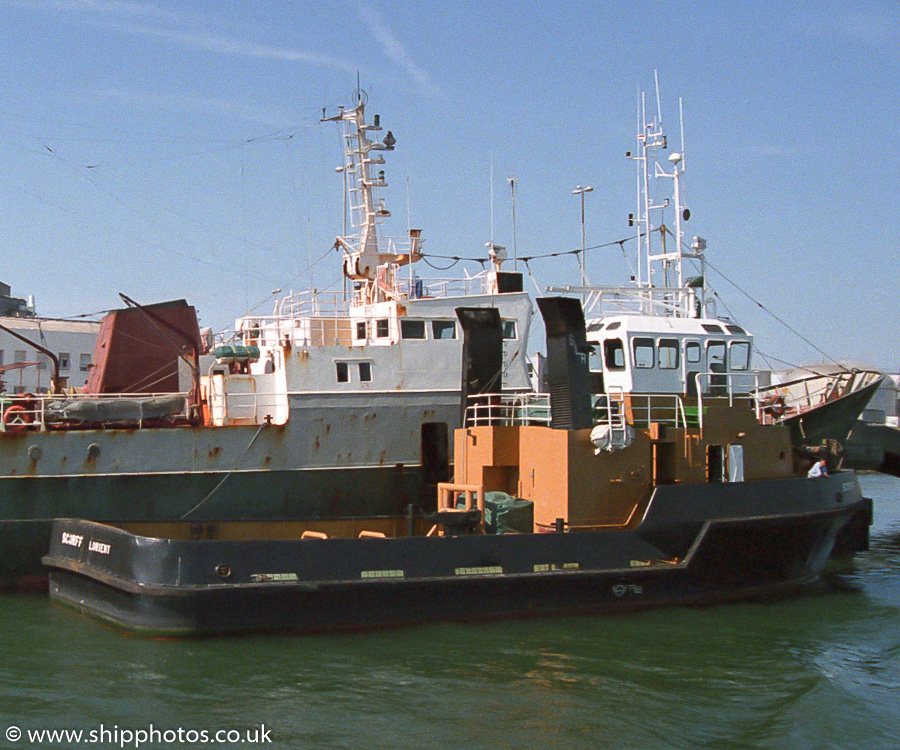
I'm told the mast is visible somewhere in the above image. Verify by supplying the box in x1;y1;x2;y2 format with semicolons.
322;92;421;305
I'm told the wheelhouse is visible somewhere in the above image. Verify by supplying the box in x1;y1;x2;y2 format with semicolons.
586;315;754;396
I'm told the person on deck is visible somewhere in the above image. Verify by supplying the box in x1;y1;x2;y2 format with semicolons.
807;458;829;478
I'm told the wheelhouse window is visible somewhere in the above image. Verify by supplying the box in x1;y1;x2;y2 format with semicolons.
375;319;390;338
432;320;457;340
604;339;625;370
707;341;727;372
702;323;724;334
686;341;702;364
730;341;750;371
658;339;679;369
400;319;426;339
633;337;655;369
336;362;349;383
502;320;517;339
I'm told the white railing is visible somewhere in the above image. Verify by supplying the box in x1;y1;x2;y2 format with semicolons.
464;390;692;431
692;371;759;429
464;393;552;427
754;369;883;425
0;391;190;432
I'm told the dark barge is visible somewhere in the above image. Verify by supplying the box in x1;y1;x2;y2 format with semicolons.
44;471;868;637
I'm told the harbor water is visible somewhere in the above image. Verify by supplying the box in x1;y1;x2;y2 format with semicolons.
1;473;898;750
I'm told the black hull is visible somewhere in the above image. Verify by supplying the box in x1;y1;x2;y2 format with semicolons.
43;475;869;636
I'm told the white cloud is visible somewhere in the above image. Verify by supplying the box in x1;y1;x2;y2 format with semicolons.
109;22;359;73
355;1;445;102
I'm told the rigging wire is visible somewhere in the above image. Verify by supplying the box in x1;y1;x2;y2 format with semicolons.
702;257;846;370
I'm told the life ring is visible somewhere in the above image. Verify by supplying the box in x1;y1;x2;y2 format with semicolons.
2;404;33;431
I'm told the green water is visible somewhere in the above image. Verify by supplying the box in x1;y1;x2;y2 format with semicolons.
1;474;899;750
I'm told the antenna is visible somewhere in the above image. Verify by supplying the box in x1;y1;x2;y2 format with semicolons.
508;177;518;271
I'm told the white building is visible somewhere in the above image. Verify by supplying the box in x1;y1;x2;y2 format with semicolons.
0;317;100;394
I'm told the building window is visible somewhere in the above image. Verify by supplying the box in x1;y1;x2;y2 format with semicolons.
336;362;349;383
37;355;48;371
59;352;71;371
0;350;4;366
14;350;26;364
358;362;372;382
658;339;679;369
375;319;390;338
400;319;426;339
633;337;655;369
432;321;456;340
79;353;92;372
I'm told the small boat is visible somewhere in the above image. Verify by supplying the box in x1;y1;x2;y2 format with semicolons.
42;300;873;636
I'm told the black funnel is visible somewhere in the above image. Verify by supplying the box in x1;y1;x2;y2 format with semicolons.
456;307;504;425
537;297;593;430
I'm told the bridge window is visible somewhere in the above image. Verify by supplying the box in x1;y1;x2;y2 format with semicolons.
658;339;679;369
707;341;726;372
400;319;426;339
730;341;750;371
633;338;655;369
432;320;457;340
502;320;517;339
604;339;625;370
686;341;702;364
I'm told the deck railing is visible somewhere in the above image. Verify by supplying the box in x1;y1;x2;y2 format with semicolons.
0;391;191;432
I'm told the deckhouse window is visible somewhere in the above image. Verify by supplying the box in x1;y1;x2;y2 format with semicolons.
730;341;750;371
726;324;746;335
356;322;367;340
400;319;426;339
604;339;625;370
432;321;457;340
707;341;726;372
606;321;621;330
686;341;702;364
335;361;373;383
633;338;655;369
375;319;390;338
502;320;517;339
658;339;679;369
702;323;724;334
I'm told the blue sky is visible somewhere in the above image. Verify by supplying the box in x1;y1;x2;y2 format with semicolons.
0;0;898;370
